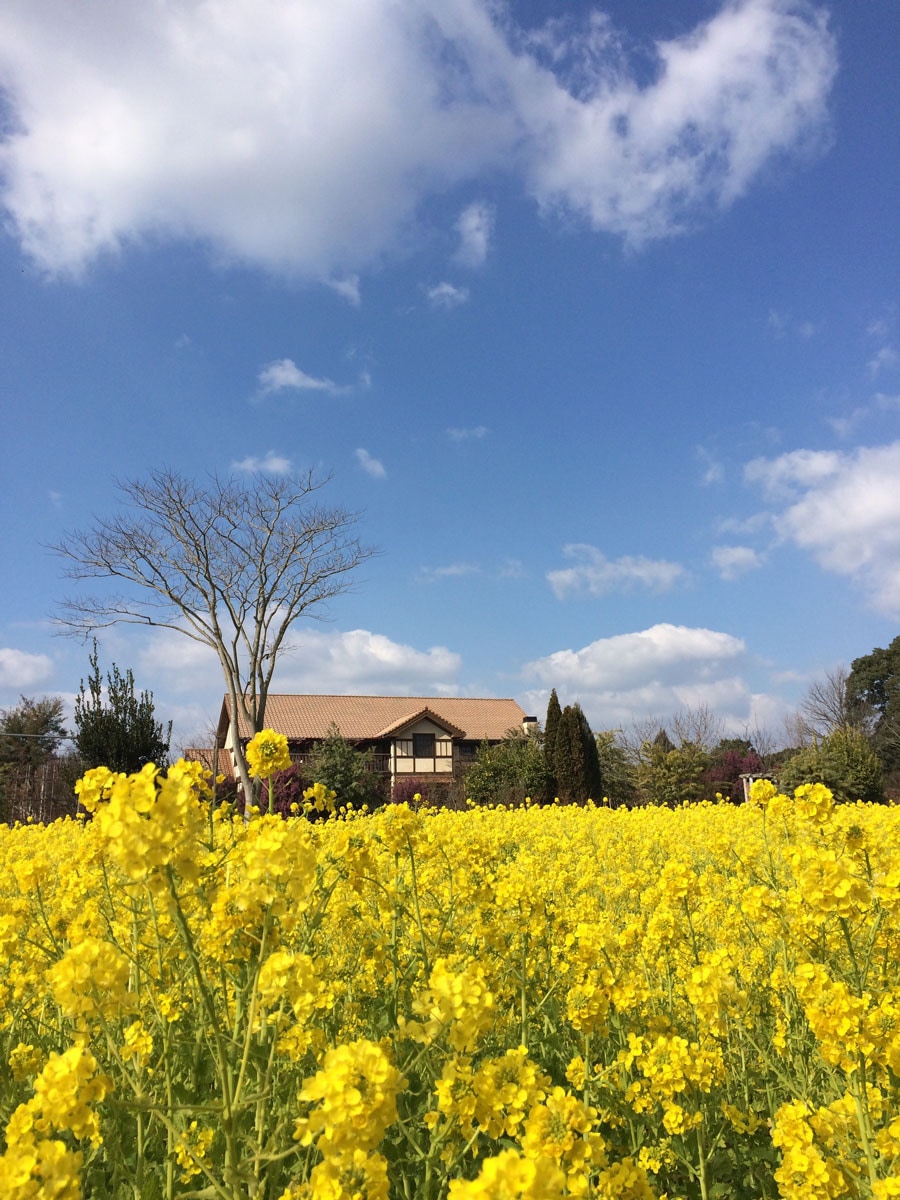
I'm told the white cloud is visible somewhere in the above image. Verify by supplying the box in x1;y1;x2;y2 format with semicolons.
138;633;221;696
548;544;687;598
745;440;900;615
869;346;899;377
0;647;55;690
427;282;470;309
498;558;526;580
826;406;869;439
0;0;835;278
710;544;764;581
696;444;724;485
327;276;361;306
138;625;462;739
447;425;488;441
767;309;816;339
257;358;345;396
355;448;387;479
522;623;748;730
744;447;841;498
519;0;835;244
231;451;292;474
144;625;460;694
715;511;772;537
274;629;461;693
455;200;494;267
418;563;480;583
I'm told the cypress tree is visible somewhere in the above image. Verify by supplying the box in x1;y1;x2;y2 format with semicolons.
653;728;676;754
554;705;581;803
544;688;562;792
576;705;604;802
554;703;603;804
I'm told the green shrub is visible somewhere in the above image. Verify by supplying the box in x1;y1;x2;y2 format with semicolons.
779;726;884;804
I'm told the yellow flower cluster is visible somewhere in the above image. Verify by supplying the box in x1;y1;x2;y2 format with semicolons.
245;727;292;779
407;957;496;1052
48;936;131;1020
0;763;899;1199
0;1045;112;1200
75;758;210;885
294;1037;405;1153
174;1120;216;1182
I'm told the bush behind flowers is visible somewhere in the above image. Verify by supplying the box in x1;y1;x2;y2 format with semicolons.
0;761;899;1199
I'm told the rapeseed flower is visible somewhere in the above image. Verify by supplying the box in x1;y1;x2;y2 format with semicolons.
246;728;292;779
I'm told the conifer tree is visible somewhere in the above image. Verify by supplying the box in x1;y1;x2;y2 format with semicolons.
74;641;172;773
544;688;562;791
0;696;68;822
554;703;603;804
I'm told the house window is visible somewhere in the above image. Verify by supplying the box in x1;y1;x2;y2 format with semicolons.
413;732;435;758
396;739;413;758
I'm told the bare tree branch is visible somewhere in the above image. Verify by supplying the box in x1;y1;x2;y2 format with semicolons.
793;664;876;740
52;468;375;806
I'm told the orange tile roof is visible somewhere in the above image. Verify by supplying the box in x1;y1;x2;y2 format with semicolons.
221;695;529;742
375;706;466;739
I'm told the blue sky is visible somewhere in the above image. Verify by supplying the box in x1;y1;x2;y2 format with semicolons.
1;0;899;753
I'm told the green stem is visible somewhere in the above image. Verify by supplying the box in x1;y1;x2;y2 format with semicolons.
134;1110;144;1200
696;1121;710;1200
164;868;240;1194
520;931;528;1048
405;839;431;976
233;911;271;1108
850;1067;878;1189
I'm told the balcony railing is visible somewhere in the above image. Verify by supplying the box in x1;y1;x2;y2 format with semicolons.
290;752;392;775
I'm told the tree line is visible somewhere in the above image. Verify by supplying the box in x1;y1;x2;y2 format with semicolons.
4;631;899;821
0;641;171;823
462;635;900;809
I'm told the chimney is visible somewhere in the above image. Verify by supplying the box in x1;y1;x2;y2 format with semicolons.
522;716;539;736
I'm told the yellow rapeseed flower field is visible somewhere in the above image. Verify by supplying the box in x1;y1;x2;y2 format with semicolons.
0;761;899;1199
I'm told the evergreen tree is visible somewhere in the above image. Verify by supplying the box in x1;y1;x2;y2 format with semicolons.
74;641;172;773
306;723;383;810
594;731;638;808
0;696;68;822
653;728;676;754
544;688;562;791
463;732;553;807
634;730;710;806
554;704;603;804
576;705;603;802
0;696;67;769
779;727;884;804
847;636;900;775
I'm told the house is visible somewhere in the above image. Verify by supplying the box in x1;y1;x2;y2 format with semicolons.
213;694;536;796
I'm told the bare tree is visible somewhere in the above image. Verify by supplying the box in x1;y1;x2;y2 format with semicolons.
53;469;374;802
670;704;724;751
796;665;871;740
745;723;781;766
620;715;666;761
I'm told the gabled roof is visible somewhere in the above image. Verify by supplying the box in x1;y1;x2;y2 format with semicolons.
375;706;467;739
219;695;528;742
